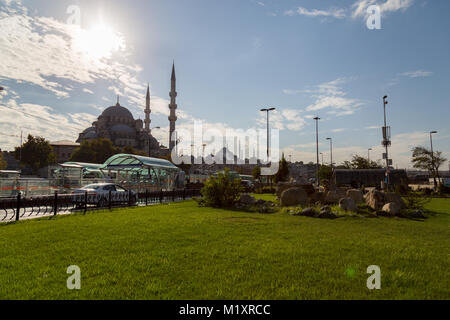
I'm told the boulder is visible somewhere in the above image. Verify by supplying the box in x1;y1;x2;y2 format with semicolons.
364;190;386;211
301;208;318;217
239;194;256;206
381;202;401;216
339;197;357;212
325;191;341;204
385;193;406;209
347;189;364;204
409;211;426;219
280;187;309;207
318;206;338;219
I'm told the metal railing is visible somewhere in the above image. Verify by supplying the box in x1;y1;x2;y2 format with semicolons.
0;189;202;223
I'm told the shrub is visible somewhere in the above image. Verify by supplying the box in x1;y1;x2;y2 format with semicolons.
404;191;431;212
437;184;450;195
197;169;243;208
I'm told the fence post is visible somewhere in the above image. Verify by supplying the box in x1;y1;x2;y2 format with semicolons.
160;190;163;203
128;190;131;207
145;189;148;206
16;192;21;221
109;190;112;210
84;191;88;213
54;191;58;216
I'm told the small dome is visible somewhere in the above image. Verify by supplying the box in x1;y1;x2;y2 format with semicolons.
101;104;134;120
111;124;135;134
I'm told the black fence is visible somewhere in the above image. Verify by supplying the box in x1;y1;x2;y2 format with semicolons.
0;189;202;223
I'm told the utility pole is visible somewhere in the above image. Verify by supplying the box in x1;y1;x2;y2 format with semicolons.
314;117;321;187
368;148;372;164
382;96;391;190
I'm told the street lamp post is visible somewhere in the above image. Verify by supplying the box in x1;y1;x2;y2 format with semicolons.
320;153;324;166
368;148;372;163
326;137;333;172
430;131;438;188
314;117;321;187
260;108;276;162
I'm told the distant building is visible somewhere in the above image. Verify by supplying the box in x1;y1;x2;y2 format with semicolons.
50;140;80;163
76;63;179;157
333;169;408;187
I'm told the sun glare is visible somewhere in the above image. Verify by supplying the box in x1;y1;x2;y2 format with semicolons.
73;24;125;60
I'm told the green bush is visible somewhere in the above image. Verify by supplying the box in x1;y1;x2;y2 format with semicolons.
404;192;431;212
197;169;243;208
437;184;450;195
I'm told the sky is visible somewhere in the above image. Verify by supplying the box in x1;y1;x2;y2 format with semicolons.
0;0;449;170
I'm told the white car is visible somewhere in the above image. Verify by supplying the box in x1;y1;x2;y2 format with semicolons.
72;183;136;207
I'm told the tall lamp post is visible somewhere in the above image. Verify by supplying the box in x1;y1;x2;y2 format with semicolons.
368;148;372;163
320;153;324;166
314;117;321;187
382;95;391;189
260;108;276;162
326;137;333;172
430;131;438;188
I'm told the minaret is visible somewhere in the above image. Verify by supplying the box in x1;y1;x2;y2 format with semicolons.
168;62;178;152
144;84;151;134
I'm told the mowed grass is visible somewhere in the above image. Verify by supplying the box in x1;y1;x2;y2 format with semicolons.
0;197;449;300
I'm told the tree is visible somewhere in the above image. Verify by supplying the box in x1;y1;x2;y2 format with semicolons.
121;146;148;157
319;165;333;183
0;153;7;170
340;155;382;169
274;154;289;183
70;138;121;164
412;146;447;187
14;135;56;173
252;166;261;181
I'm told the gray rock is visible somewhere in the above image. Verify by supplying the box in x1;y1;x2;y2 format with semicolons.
364;190;386;211
240;194;256;206
280;187;309;207
381;202;401;216
409;211;426;219
385;193;406;209
339;197;357;212
347;189;364;204
301;208;318;217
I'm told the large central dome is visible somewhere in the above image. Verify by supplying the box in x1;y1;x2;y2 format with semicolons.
101;104;134;120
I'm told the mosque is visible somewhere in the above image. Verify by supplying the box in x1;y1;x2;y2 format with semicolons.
76;63;179;157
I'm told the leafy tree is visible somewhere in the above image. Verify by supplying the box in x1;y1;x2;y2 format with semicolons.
0;152;7;170
412;146;447;187
70;138;121;164
252;166;261;181
319;165;333;182
121;146;148;157
339;155;382;169
274;154;289;183
14;135;56;173
198;168;242;208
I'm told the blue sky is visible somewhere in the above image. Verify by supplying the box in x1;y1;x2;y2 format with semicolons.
0;0;449;169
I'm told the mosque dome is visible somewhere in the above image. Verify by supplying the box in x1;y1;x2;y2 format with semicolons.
101;103;134;120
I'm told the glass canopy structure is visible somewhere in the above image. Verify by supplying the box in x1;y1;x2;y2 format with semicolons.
100;154;183;191
56;154;183;191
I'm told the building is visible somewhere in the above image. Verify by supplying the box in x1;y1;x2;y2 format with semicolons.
77;64;179;157
50;140;80;163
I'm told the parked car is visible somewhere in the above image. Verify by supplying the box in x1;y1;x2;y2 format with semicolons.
72;183;136;207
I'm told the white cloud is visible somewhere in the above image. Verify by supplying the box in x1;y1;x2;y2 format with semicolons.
399;70;433;78
304;78;364;116
284;7;346;19
352;0;414;19
83;88;94;95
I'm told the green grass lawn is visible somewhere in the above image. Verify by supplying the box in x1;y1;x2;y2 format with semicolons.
0;197;449;300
